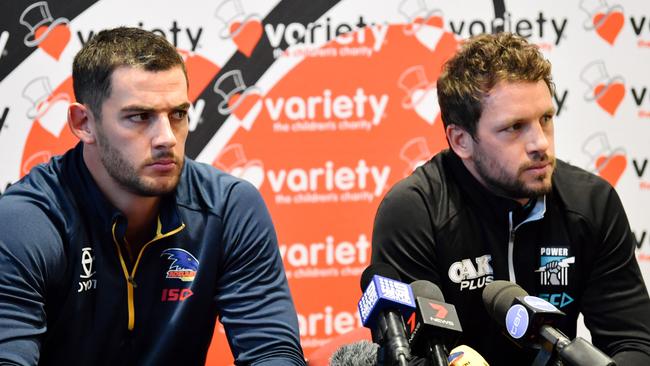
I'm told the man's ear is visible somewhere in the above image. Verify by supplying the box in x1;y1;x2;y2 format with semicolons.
446;124;474;159
68;103;97;144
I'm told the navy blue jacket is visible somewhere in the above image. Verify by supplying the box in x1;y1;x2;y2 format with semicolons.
0;143;305;365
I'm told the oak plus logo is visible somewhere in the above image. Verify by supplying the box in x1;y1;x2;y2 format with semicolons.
265;88;389;133
264;16;389;59
580;60;625;116
447;254;494;291
279;233;370;279
78;247;97;293
266;160;391;205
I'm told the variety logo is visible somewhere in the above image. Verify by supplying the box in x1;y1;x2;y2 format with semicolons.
213;144;264;189
20;1;71;60
446;11;568;49
78;247;97;293
0;31;9;59
0;107;8;132
553;88;569;117
77;20;204;52
579;0;624;45
279;234;370;279
279;234;370;268
580;60;625;116
635;230;650;262
266;160;391;205
630;14;650;48
264;16;389;58
581;133;627;187
447;254;493;291
265;88;389;133
630;85;650;118
398;66;439;125
161;248;199;282
297;306;362;339
538;292;575;309
536;247;574;286
214;0;262;57
631;157;650;190
213;69;262;129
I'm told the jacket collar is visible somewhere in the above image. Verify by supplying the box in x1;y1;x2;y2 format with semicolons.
63;142;184;238
442;149;545;224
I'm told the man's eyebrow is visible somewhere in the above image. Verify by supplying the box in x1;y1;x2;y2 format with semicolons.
120;103;191;113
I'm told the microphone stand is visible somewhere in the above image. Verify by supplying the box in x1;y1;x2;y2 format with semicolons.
532;326;616;366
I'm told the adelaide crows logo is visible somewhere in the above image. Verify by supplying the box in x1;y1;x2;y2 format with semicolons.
161;248;199;282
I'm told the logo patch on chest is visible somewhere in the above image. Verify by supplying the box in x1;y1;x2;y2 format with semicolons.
447;254;494;291
537;247;574;286
161;248;199;282
78;247;97;293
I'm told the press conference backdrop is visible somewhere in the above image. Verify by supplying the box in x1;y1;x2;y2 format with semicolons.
0;0;649;363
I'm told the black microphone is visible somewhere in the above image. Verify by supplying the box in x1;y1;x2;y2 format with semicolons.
482;280;616;366
330;340;379;366
329;340;431;366
407;280;462;366
359;263;416;366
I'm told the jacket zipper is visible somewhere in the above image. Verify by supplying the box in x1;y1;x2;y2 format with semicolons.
508;215;516;282
111;218;185;331
507;197;547;283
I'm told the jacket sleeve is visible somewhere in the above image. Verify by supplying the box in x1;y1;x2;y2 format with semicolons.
215;180;305;366
371;179;440;286
580;185;650;364
0;198;64;366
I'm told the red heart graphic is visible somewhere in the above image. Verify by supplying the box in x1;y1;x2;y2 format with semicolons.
228;92;262;120
596;154;626;187
35;24;70;60
230;20;263;57
593;11;624;45
414;15;444;28
594;82;625;116
183;54;220;101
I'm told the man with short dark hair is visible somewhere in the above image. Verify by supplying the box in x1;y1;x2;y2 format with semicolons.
0;27;305;366
372;33;650;364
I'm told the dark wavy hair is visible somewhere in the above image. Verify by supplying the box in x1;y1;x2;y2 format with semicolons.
437;32;554;139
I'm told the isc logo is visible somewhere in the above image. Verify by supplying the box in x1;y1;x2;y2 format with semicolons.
161;288;193;302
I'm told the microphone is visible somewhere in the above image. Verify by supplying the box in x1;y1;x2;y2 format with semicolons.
359;263;416;366
330;340;379;366
407;280;462;366
447;345;489;366
482;280;615;366
329;340;432;366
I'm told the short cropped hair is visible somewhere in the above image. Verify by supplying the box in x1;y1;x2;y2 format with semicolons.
72;26;187;120
437;32;554;138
